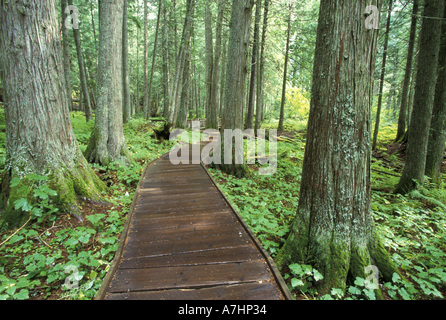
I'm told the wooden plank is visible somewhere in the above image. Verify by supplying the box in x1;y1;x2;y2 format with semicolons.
118;245;264;269
104;281;283;300
107;260;274;293
121;231;253;258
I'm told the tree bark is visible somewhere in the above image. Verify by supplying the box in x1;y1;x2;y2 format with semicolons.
425;4;446;185
276;0;399;296
218;0;254;177
0;0;106;226
277;4;292;133
395;0;445;194
372;0;393;150
85;0;130;166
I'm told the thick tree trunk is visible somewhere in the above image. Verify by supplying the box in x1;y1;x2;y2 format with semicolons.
85;0;130;166
372;0;393;150
395;0;445;194
0;0;106;226
425;4;446;185
218;0;254;177
277;4;292;133
395;0;419;143
276;0;399;296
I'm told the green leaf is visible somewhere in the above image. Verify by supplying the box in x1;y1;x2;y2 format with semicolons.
13;289;29;300
348;286;361;295
14;198;33;212
291;278;304;288
313;269;324;281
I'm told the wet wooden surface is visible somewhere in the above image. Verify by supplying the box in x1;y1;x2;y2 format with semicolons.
96;143;291;300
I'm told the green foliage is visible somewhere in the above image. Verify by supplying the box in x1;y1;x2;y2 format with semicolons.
0;112;175;300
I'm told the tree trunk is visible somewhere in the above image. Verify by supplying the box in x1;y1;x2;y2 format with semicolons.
218;0;254;177
255;0;269;131
395;0;419;143
146;0;162;119
0;0;107;226
245;0;261;130
85;0;130;166
68;0;92;122
395;0;445;194
425;4;446;185
170;0;195;126
204;0;214;127
162;1;170;119
277;4;292;133
276;0;399;296
208;0;224;129
143;0;149;118
61;0;73;112
372;0;393;150
122;0;131;124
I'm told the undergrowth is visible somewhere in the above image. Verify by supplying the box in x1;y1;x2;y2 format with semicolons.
209;124;446;300
0;111;174;300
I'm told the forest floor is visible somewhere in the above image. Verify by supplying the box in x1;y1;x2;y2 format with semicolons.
0;111;445;300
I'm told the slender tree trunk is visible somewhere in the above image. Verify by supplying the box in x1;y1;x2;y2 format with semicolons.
395;0;445;194
395;1;419;143
245;0;261;130
372;0;393;150
425;4;446;185
0;0;106;226
85;0;130;166
61;0;73;112
170;0;195;125
278;4;292;133
162;1;170;118
204;0;214;127
68;0;92;122
276;0;399;296
255;0;269;131
122;0;131;124
146;0;162;119
143;0;149;117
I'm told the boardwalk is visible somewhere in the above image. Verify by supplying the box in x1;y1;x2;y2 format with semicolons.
96;143;291;300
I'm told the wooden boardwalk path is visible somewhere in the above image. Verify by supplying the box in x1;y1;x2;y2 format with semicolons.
96;143;292;300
